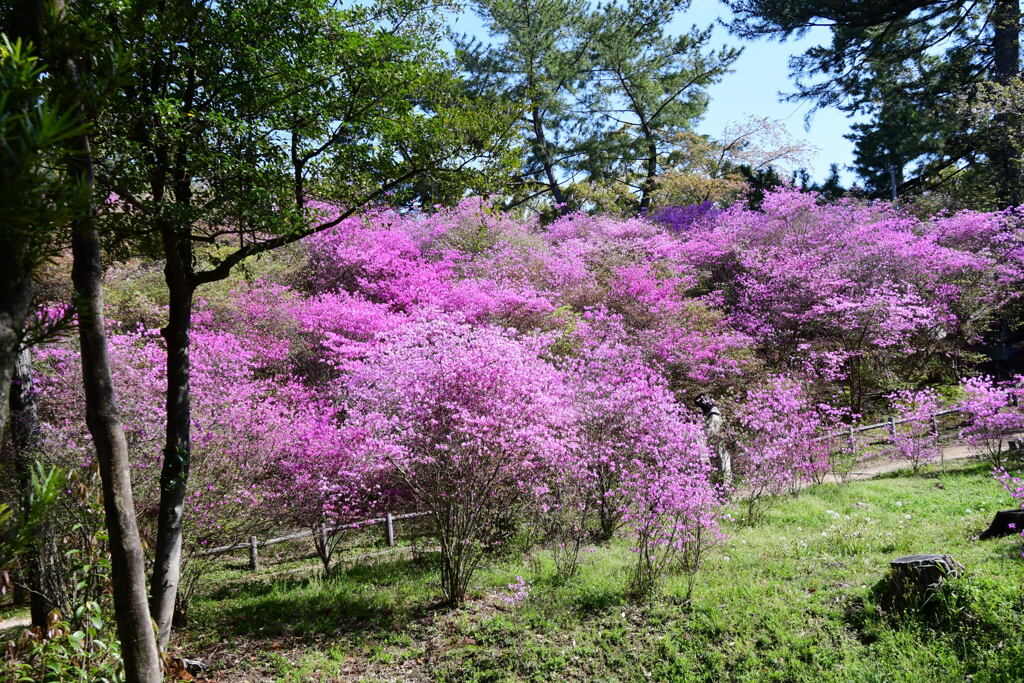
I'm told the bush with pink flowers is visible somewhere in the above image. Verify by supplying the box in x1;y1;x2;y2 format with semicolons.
889;388;943;472
959;376;1024;467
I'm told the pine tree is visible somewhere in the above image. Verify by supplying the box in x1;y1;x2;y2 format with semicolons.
585;1;739;213
456;0;736;214
727;0;1022;208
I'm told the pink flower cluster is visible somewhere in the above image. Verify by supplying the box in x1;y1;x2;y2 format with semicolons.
959;376;1024;467
889;388;942;472
731;375;837;521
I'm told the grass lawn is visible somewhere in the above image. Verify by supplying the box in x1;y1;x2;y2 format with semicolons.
180;459;1024;681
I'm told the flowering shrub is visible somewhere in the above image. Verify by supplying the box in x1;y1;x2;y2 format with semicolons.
675;190;1020;413
731;375;834;523
499;576;532;605
31;293;360;601
34;324;294;545
341;317;577;605
26;189;1022;607
889;388;942;472
959;376;1024;467
618;427;722;600
649;201;722;233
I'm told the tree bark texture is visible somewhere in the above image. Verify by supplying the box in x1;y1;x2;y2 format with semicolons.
9;347;55;628
0;272;32;445
70;154;163;682
52;2;163;673
150;227;195;651
991;0;1022;207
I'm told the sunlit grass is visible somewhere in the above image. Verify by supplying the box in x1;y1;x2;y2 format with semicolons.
181;459;1024;681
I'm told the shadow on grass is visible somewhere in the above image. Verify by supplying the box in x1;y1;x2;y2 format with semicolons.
194;556;446;642
870;459;991;481
975;533;1024;562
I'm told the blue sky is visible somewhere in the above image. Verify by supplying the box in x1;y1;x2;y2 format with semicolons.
446;2;860;184
681;3;859;183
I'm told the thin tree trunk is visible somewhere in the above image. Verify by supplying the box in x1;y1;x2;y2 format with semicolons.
50;3;163;677
9;347;54;628
70;155;163;683
530;107;568;210
150;229;195;650
992;0;1021;207
0;274;32;444
638;136;658;214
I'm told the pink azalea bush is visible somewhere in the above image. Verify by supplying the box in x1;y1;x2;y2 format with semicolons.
34;323;296;545
340;317;577;604
26;189;1024;606
889;388;942;472
959;376;1024;467
730;375;835;523
675;190;1022;413
617;423;722;599
499;576;533;605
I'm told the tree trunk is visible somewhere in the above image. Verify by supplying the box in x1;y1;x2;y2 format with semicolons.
0;274;32;444
150;230;195;651
33;0;163;678
70;151;163;683
993;0;1020;87
992;0;1021;207
638;136;658;214
9;348;55;628
530;107;568;211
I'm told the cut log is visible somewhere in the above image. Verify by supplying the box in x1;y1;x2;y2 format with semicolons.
979;509;1024;540
880;554;964;612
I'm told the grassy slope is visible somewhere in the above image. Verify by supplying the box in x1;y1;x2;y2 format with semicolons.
182;460;1024;682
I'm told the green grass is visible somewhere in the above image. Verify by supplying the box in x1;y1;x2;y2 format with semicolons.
180;460;1024;681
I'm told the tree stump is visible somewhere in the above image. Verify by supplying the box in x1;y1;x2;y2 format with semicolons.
979;509;1024;540
881;554;964;612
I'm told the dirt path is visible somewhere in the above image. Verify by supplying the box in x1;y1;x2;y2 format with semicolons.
0;614;30;633
832;440;977;483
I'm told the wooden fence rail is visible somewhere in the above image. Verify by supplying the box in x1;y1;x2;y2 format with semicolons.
813;408;964;444
195;397;1022;571
196;511;431;570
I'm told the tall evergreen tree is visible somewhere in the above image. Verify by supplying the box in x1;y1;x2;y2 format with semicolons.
586;1;739;212
727;0;1022;208
455;0;595;210
456;0;735;214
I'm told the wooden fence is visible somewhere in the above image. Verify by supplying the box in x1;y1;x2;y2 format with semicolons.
195;511;431;570
814;407;964;446
192;397;1022;571
816;392;1021;448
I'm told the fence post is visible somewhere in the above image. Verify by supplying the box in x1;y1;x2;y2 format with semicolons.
248;536;259;571
888;416;897;441
385;512;395;547
848;426;855;454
